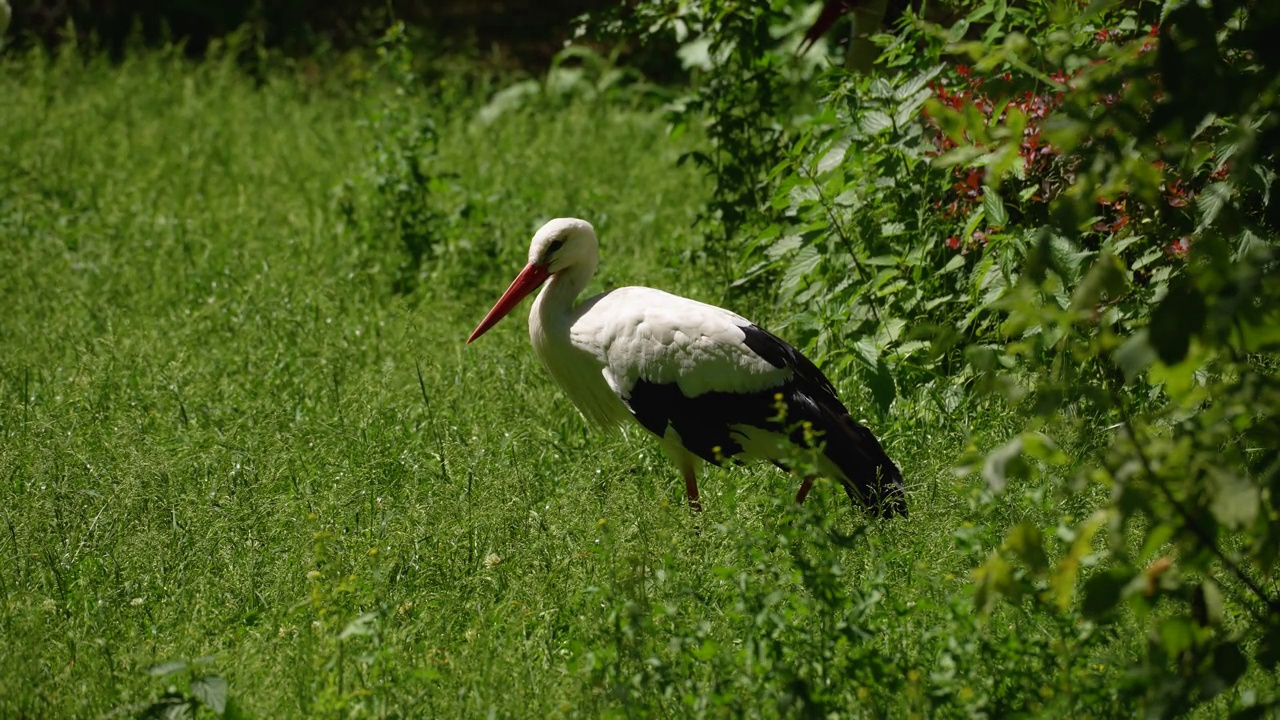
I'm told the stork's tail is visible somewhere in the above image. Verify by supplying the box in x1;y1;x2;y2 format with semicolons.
735;323;906;517
774;389;907;518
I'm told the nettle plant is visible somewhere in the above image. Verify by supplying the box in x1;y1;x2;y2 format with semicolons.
589;0;829;285
592;0;1278;714
335;22;462;296
920;0;1280;715
755;4;1231;411
782;0;1278;713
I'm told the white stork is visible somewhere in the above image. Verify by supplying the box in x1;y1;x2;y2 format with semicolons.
467;218;906;518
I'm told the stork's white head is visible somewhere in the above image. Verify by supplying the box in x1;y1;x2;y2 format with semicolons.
528;217;598;274
467;217;601;344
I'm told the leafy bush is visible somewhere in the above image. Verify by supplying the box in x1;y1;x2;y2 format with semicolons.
334;22;450;295
583;0;1280;714
592;0;830;282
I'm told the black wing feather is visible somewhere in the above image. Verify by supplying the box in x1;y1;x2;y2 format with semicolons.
624;323;907;517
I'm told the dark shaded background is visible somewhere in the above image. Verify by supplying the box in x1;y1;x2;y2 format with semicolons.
6;1;618;63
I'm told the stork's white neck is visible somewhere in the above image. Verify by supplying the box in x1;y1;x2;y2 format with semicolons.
531;255;598;331
525;251;632;431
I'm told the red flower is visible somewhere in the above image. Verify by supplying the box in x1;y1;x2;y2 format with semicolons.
1164;180;1189;207
946;235;962;250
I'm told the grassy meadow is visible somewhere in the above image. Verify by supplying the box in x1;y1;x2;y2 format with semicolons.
0;47;1216;718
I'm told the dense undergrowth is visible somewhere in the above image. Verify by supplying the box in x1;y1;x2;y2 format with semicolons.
1;2;1277;717
591;0;1280;716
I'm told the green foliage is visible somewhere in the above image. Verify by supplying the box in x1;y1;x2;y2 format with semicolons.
477;44;672;125
336;22;451;295
940;1;1280;713
586;0;1279;715
3;3;1278;717
591;0;827;284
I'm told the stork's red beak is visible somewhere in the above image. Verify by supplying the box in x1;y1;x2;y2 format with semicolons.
467;262;551;343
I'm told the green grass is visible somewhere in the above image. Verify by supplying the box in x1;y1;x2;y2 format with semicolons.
0;51;1156;718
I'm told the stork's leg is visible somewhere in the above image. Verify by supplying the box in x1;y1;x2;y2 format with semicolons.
681;462;702;512
795;476;816;504
660;428;703;512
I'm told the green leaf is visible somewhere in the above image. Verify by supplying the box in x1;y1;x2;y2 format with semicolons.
1132;245;1164;271
1147;351;1201;401
1149;280;1206;364
976;258;1008;307
1005;522;1050;577
1236;315;1280;352
963;212;988;256
1139;522;1177;563
140;695;195;720
1196;181;1231;230
983;187;1009;228
339;611;378;640
781;246;822;295
1192;579;1224;627
982;436;1024;492
860;110;893;135
1157;616;1198;657
1020;432;1068;465
1233;228;1269;261
973;552;1016;616
817;137;851;174
146;660;189;678
692;640;719;661
894;64;944;101
1048;233;1091;284
1053;512;1107;612
895;88;934;127
1104;233;1146;255
1069;253;1126;312
1208;468;1259;529
1085;0;1123;17
942;253;966;273
1113;330;1157;383
764;234;803;260
1082;567;1131;619
190;675;229;715
965;344;999;371
934;145;988;167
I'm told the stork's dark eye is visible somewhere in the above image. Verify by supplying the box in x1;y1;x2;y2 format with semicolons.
547;238;566;255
